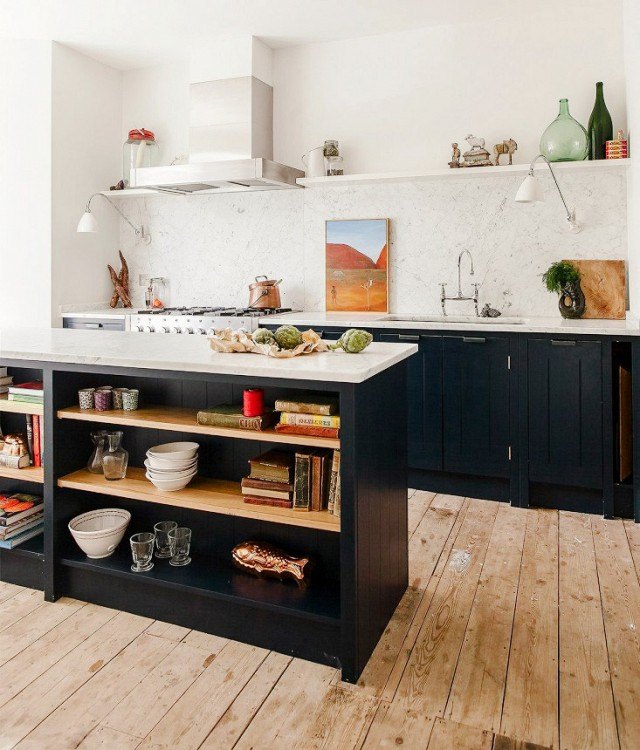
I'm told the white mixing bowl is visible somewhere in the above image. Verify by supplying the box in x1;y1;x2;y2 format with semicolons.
69;508;131;559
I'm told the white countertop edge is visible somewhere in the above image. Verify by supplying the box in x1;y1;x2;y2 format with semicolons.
0;329;417;384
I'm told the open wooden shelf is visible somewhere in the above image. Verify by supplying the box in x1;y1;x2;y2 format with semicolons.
0;465;44;483
60;542;340;624
57;467;340;533
0;394;43;416
57;405;340;450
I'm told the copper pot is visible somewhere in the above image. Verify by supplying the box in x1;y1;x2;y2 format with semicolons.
248;276;282;309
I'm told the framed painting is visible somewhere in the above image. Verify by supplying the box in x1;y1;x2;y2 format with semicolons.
325;219;389;312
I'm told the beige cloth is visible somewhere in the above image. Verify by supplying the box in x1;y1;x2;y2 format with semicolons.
208;328;331;358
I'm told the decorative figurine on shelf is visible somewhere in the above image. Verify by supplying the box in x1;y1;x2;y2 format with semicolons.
232;541;314;588
493;138;518;166
108;251;132;308
448;142;461;168
461;135;492;167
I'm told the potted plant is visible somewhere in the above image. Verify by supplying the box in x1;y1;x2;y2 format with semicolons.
542;261;585;319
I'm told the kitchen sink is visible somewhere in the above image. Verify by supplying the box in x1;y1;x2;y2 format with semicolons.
382;314;524;325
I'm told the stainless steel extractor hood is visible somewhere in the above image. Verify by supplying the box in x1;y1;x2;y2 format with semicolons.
129;76;304;194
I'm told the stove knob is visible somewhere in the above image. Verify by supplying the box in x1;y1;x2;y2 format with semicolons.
158;326;169;334
183;327;193;334
206;328;216;336
132;325;143;332
143;325;155;333
171;326;181;334
197;328;207;335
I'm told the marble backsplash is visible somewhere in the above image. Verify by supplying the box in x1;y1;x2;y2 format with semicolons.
119;169;627;317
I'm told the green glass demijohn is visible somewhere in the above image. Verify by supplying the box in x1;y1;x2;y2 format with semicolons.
540;98;589;162
587;81;613;160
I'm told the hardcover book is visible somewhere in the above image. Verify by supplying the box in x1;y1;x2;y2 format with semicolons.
0;523;43;549
242;495;293;509
275;424;339;439
293;450;316;511
311;449;333;512
328;450;341;514
248;450;294;482
7;394;44;404
0;494;44;525
8;381;44;397
274;395;339;416
197;404;278;431
240;479;291;500
241;477;293;493
0;514;43;539
0;454;31;469
279;412;340;429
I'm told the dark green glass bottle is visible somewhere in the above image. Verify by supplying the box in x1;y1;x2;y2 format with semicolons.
587;81;613;160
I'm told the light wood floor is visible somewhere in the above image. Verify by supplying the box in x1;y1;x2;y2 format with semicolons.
1;493;640;749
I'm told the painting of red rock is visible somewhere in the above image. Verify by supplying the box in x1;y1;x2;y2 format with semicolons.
325;219;389;312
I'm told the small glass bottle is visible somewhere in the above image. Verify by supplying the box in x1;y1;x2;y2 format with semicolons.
87;431;109;474
123;129;158;187
102;431;129;481
540;99;589;162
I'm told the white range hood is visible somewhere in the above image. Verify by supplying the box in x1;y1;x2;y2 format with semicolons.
129;75;304;194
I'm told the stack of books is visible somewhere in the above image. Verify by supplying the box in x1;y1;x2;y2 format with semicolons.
242;450;295;508
292;448;341;516
197;404;278;431
0;493;44;548
274;395;340;439
0;368;13;396
7;381;44;407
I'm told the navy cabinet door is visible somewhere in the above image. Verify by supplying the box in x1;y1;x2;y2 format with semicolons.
379;333;443;471
442;335;510;478
527;338;603;488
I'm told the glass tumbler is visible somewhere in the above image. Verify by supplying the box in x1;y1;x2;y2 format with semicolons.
168;527;192;567
154;521;178;559
130;532;155;572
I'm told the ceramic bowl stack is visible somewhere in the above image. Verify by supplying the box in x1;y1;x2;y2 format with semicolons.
145;442;199;491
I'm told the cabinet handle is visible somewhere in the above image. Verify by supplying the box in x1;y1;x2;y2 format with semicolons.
551;339;576;346
84;323;103;329
398;334;420;341
462;336;486;343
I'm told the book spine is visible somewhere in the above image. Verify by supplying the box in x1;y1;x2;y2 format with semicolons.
275;424;339;439
311;454;322;512
38;416;44;466
279;413;340;428
241;478;293;493
243;495;293;508
7;395;44;404
274;400;335;416
0;454;30;469
328;450;340;514
32;417;41;468
197;412;266;430
333;471;341;518
25;416;34;465
293;453;312;511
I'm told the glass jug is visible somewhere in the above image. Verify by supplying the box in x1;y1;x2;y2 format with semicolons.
102;431;129;481
87;431;109;474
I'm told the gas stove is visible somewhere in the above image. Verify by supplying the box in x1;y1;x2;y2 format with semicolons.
130;307;294;334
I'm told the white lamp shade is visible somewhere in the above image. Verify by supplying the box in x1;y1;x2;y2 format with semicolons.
515;174;545;203
77;211;98;233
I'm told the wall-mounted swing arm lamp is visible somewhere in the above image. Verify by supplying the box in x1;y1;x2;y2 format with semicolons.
77;193;151;244
514;154;581;234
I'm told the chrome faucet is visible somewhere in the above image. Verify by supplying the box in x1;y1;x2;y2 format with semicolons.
440;250;479;316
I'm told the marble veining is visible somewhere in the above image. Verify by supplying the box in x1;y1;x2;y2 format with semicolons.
120;170;627;318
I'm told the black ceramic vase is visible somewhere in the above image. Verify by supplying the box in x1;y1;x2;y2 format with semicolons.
558;281;586;319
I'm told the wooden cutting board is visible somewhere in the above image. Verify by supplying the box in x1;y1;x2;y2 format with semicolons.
563;259;626;319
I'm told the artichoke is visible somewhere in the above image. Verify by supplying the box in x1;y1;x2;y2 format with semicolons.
252;328;276;346
274;324;303;350
333;329;373;353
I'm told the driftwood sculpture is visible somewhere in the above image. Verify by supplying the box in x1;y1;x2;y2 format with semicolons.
108;251;132;308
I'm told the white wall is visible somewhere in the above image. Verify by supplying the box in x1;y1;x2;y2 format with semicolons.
273;6;627;173
0;40;52;328
51;43;123;326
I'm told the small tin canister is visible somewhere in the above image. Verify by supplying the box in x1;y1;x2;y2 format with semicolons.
112;388;128;409
122;389;139;411
78;388;95;410
94;389;113;411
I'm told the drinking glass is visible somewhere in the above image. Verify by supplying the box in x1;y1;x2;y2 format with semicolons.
154;521;178;559
130;532;155;572
168;527;192;567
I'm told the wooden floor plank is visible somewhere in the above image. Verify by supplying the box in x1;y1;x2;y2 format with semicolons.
395;500;500;715
361;699;435;749
0;589;44;633
623;520;640;585
0;581;25;604
144;619;191;642
234;658;335;749
380;498;470;703
558;512;619;750
446;504;527;732
199;651;292;749
408;490;436;539
592;516;640;750
357;495;465;696
0;611;151;750
77;725;141;749
101;641;213;739
15;632;174;749
500;509;559;749
137;642;268;750
492;734;553;750
427;716;493;750
0;603;117;709
181;629;229;654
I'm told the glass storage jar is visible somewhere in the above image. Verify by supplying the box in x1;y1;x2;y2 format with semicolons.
102;431;129;481
123;128;158;187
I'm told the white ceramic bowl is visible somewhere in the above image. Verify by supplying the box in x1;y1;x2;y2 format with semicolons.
146;466;198;481
145;472;196;492
68;508;131;559
147;442;199;461
144;458;197;473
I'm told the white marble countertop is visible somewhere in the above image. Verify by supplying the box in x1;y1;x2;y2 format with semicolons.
0;328;417;384
60;307;139;319
258;311;640;337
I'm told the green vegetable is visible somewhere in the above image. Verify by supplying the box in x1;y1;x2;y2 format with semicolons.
542;261;581;294
332;328;373;354
252;328;276;346
274;325;303;350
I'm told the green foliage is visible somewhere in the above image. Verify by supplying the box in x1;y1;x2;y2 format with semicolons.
542;261;581;294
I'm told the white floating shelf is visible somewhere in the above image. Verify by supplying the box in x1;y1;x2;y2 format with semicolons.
99;188;161;198
297;158;631;187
